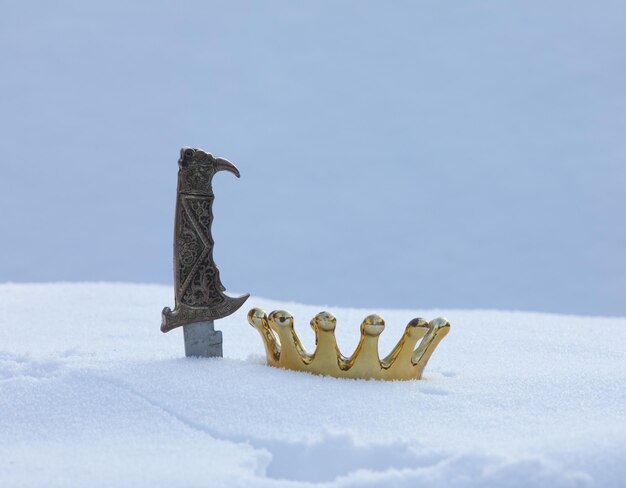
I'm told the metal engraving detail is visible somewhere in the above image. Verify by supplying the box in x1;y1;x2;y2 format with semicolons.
161;147;249;333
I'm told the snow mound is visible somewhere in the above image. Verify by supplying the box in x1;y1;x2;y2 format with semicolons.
0;283;624;487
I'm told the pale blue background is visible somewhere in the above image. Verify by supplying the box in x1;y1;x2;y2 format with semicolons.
1;1;625;315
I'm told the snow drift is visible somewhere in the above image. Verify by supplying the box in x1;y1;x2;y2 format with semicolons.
1;283;624;487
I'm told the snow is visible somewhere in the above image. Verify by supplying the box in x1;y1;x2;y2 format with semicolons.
1;283;624;487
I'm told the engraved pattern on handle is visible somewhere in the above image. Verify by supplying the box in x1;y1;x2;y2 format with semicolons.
161;147;249;333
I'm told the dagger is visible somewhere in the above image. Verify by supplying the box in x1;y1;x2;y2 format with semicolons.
161;147;249;357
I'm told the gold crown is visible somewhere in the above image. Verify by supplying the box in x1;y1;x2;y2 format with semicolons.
247;308;450;381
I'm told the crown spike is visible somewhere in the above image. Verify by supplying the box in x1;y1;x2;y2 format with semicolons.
412;317;450;378
347;315;385;379
381;318;430;380
247;308;280;365
310;312;348;373
268;310;311;371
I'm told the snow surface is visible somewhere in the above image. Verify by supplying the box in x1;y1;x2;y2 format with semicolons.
1;283;625;487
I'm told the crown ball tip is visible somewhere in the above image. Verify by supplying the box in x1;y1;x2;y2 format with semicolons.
247;307;267;327
404;317;430;338
430;317;451;331
268;310;294;327
363;314;384;325
408;317;429;328
311;311;337;331
318;311;336;320
361;314;385;336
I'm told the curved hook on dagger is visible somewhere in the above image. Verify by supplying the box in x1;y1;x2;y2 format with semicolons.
214;157;241;178
178;147;241;178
